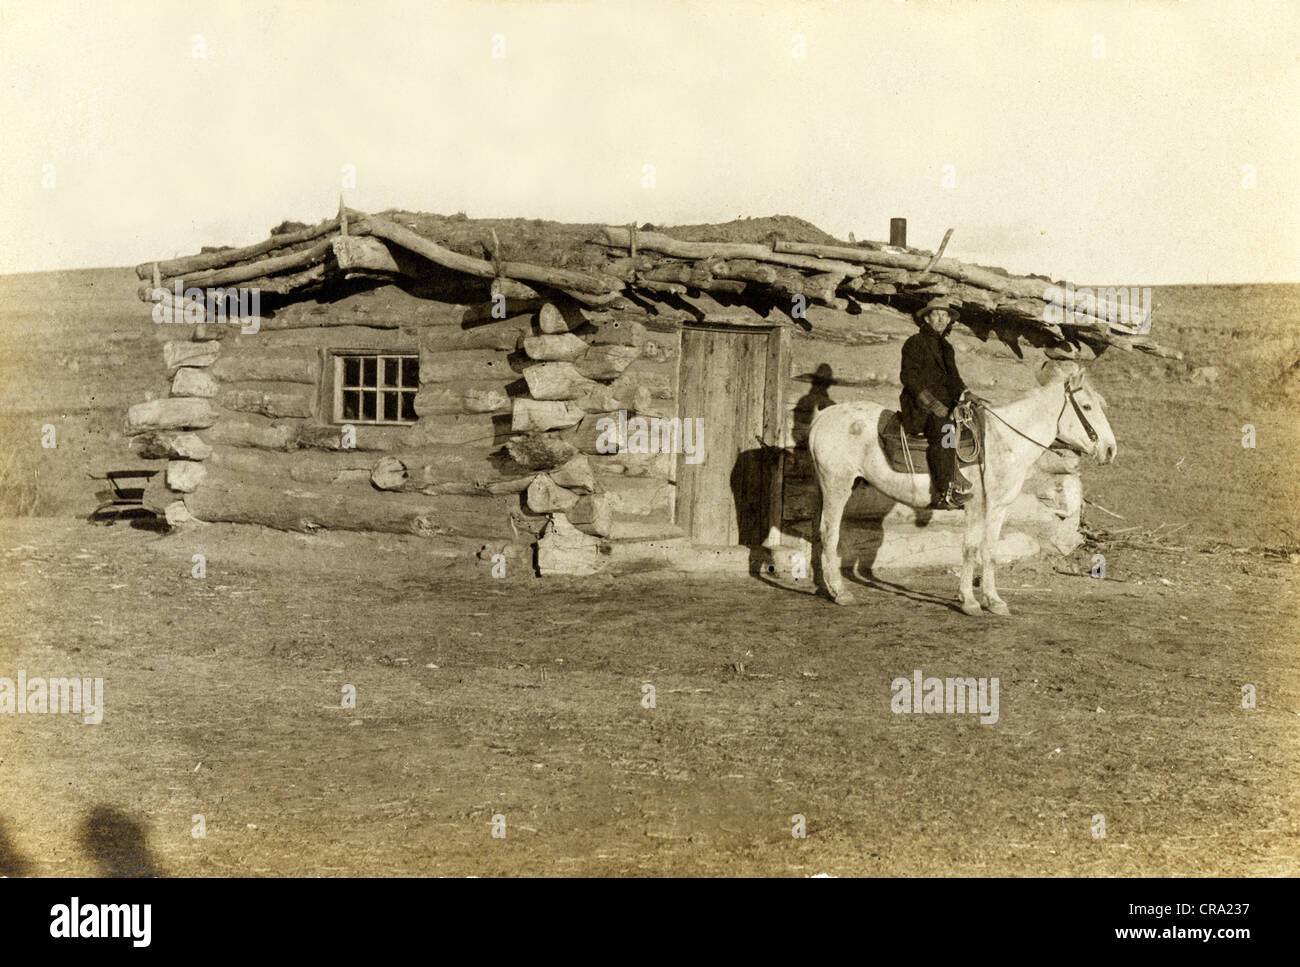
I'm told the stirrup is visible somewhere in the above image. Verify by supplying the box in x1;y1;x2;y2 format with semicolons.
933;483;971;510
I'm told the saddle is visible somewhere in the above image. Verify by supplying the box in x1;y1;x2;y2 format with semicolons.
877;406;982;476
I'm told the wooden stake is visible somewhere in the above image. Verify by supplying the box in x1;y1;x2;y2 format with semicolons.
920;228;954;279
489;228;503;276
339;196;349;236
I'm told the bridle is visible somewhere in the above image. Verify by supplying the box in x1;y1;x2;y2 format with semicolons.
1066;385;1100;447
975;383;1099;455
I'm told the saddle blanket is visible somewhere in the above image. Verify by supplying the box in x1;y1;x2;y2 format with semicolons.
877;409;981;476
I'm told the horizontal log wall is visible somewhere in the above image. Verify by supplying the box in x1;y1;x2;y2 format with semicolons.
129;279;1082;557
212;347;320;383
132;283;685;544
186;467;517;539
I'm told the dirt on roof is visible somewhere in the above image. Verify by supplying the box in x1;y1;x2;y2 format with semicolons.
364;210;852;275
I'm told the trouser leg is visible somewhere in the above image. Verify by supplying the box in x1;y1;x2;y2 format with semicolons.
924;415;971;507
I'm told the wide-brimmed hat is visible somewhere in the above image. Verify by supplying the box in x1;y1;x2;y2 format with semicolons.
913;296;961;325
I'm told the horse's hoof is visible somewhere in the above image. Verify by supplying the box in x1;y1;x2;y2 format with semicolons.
960;600;983;616
985;600;1010;616
830;590;855;606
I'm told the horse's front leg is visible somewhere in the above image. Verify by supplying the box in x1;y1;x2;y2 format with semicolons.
958;505;983;616
979;504;1012;615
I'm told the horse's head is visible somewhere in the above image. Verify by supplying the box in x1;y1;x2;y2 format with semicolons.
1038;361;1117;464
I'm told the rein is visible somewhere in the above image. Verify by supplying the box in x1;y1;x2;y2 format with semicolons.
897;402;983;476
974;385;1097;454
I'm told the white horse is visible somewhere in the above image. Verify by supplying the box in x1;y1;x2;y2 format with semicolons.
806;360;1116;615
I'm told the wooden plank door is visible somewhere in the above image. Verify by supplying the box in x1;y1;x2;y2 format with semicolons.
676;326;774;545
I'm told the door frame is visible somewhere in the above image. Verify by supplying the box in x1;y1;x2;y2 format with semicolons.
674;321;790;547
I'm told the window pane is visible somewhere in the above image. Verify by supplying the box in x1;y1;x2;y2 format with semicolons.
336;354;421;423
401;357;419;387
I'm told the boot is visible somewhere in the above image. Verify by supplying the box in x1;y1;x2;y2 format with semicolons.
929;481;972;511
945;481;973;508
927;436;972;509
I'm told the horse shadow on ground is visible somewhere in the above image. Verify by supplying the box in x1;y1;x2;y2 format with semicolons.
846;567;970;614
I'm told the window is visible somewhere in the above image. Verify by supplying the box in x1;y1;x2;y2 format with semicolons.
332;352;419;424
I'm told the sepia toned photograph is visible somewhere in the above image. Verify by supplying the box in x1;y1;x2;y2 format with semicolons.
0;0;1295;917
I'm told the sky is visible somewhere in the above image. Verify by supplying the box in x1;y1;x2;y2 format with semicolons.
1;0;1296;284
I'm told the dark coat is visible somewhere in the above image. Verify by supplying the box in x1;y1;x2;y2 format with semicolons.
899;329;967;435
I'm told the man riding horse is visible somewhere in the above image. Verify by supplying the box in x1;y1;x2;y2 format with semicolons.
899;296;983;510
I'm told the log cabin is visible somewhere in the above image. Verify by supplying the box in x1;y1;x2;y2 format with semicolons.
126;206;1177;577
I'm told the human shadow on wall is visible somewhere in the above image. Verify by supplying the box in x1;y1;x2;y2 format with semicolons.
786;363;843;580
78;805;163;877
799;363;888;584
790;363;835;448
723;365;840;560
750;361;950;595
729;362;877;587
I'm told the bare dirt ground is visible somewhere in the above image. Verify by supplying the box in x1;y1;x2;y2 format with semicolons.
0;270;1297;876
0;519;1295;877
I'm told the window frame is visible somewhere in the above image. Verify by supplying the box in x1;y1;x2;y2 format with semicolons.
329;350;420;426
